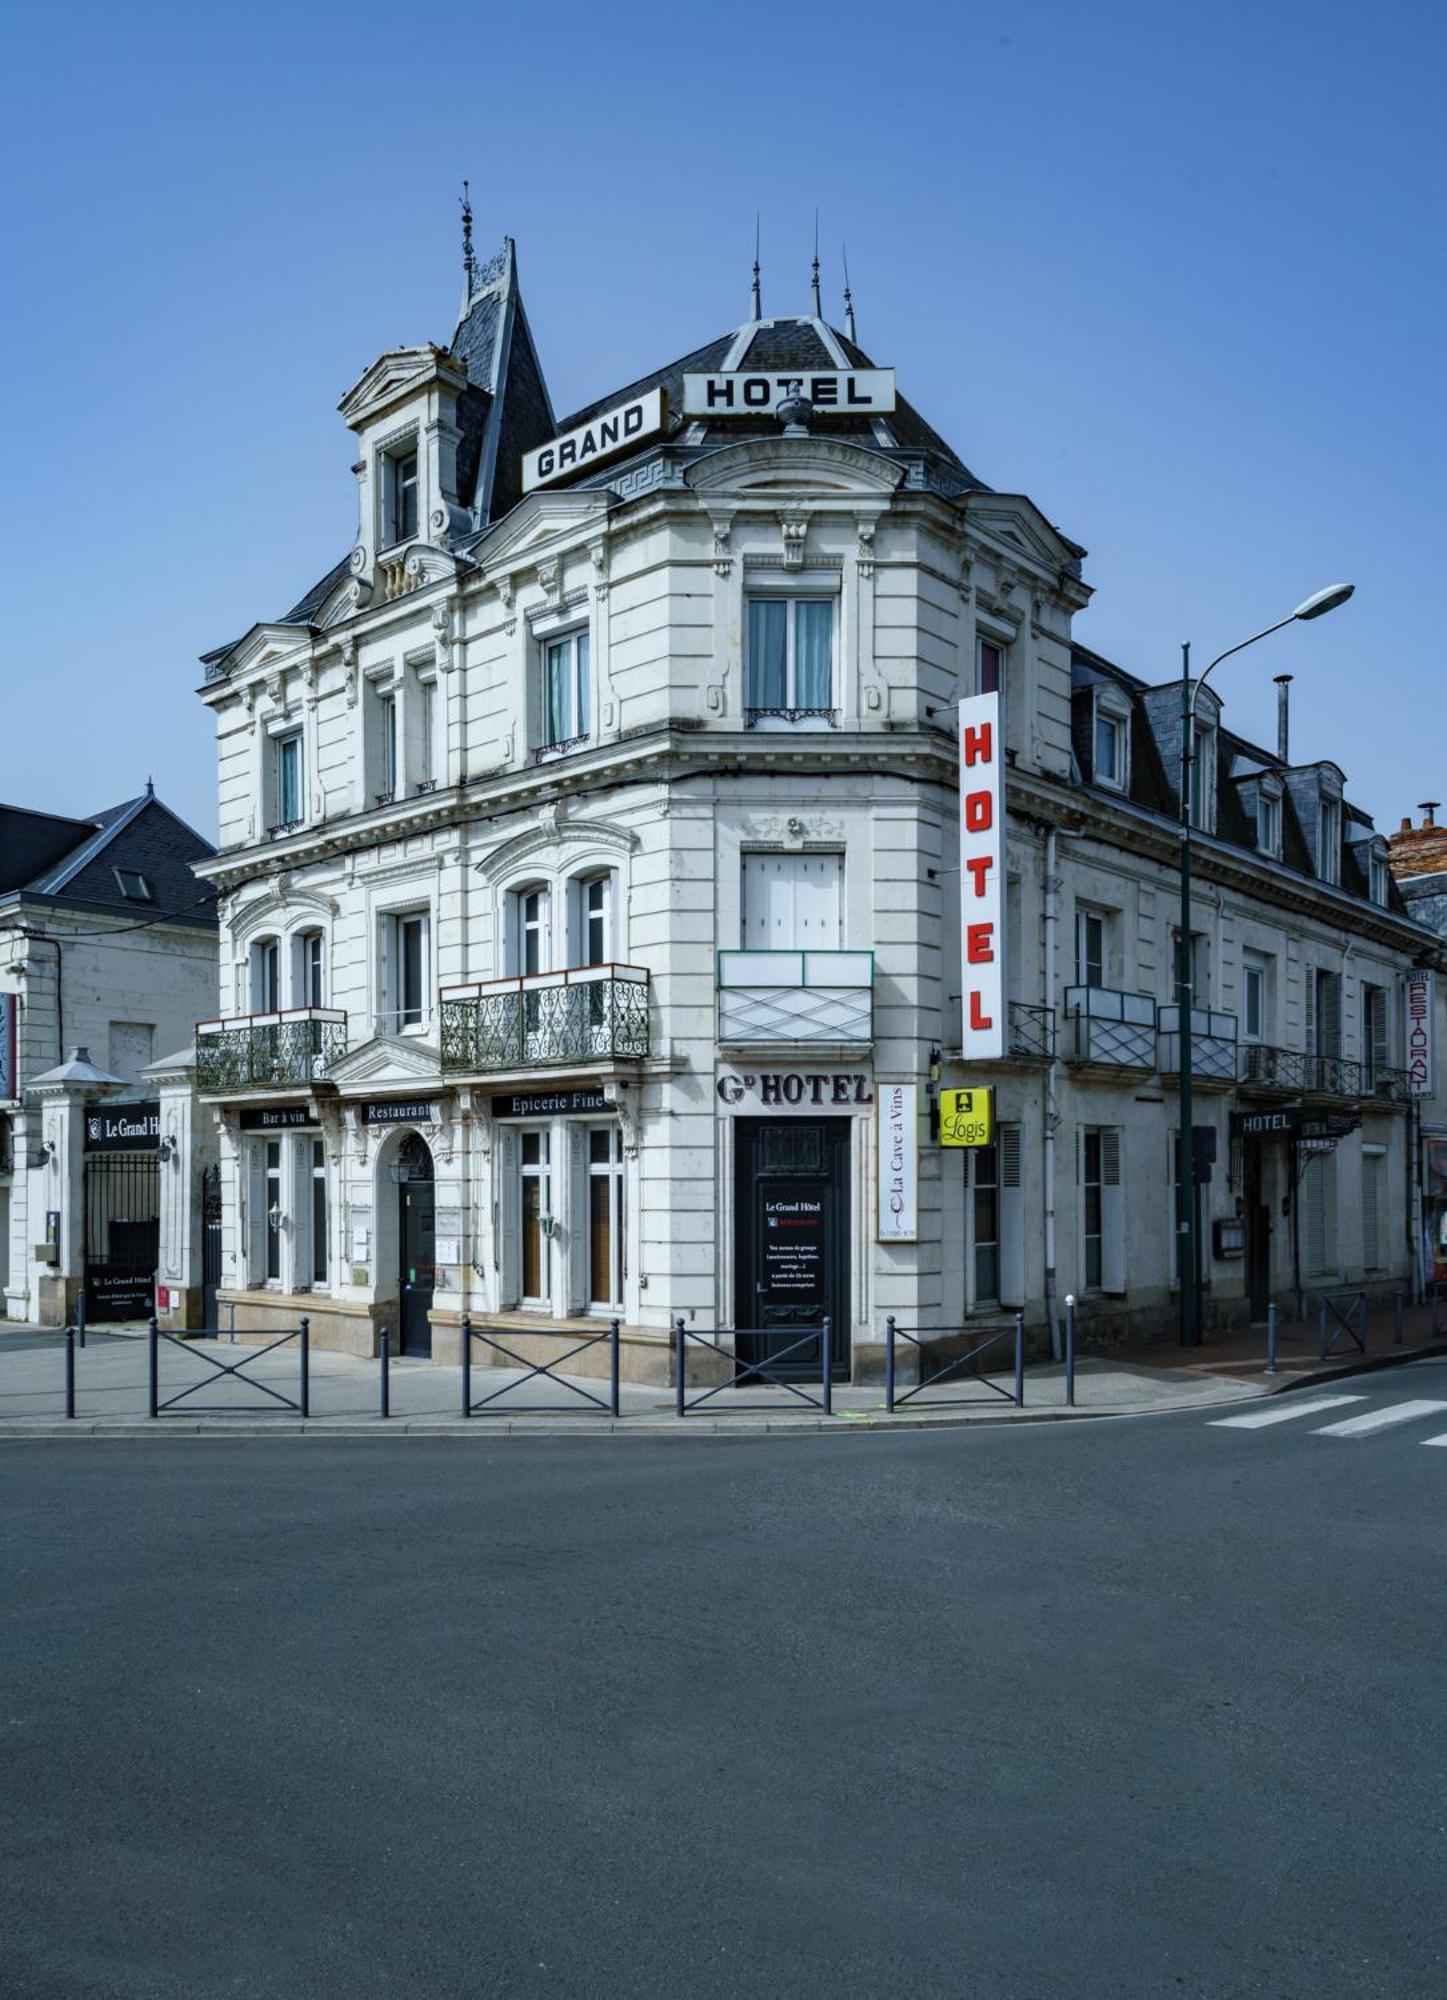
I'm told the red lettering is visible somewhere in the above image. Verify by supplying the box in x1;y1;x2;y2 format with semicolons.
966;923;995;964
964;791;993;832
962;723;993;767
964;855;993;896
968;991;995;1031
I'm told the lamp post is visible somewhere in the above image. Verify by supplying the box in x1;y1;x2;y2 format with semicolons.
1176;582;1354;1346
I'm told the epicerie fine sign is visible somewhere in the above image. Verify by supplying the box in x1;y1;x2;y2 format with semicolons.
682;369;896;417
959;690;1006;1061
1406;972;1436;1099
521;388;667;493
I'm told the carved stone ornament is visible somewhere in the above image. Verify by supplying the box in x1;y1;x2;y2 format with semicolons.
781;517;808;570
856;522;876;579
536;557;560;604
349;544;368;576
264;672;285;709
430;600;454;672
613;1089;640;1159
496;575;516;635
589;541;609;602
711;519;733;577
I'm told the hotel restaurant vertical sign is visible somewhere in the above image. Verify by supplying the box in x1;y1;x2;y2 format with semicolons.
877;1084;918;1242
0;993;15;1100
958;690;1005;1059
1406;972;1436;1098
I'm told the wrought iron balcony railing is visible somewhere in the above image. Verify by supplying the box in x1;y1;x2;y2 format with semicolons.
1063;987;1156;1068
1008;1001;1056;1061
196;1008;348;1094
717;951;873;1045
1157;1005;1239;1083
439;966;650;1075
1238;1044;1365;1098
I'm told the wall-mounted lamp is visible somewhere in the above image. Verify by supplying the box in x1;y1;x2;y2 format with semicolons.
157;1135;177;1164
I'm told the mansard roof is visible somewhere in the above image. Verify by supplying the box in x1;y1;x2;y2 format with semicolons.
0;792;217;927
557;313;987;495
1068;645;1410;919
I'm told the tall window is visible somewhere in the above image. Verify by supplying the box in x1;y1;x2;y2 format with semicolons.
583;876;608;965
1189;725;1214;830
1256;789;1281;859
385;912;428;1031
387;449;418;546
588;1127;625;1308
520;1131;551;1304
977;637;1003;696
1361;1148;1385;1269
1369;849;1389;906
1074;910;1106;989
1172;928;1208;1005
541;631;590;749
1082;1127;1124;1294
309;1138;328;1286
418;680;437;789
1317;796;1342;883
1082;1129;1104;1291
1302;1150;1332;1277
967;1142;999;1304
519;889;547;976
1243;953;1270;1044
293;930;324;1008
1363;983;1389;1088
250;938;280;1013
1094;708;1124;789
378;691;397;802
273;732;303;829
264;1141;282;1283
746;597;834;720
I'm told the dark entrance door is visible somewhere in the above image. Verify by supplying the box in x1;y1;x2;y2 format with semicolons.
201;1164;222;1328
396;1134;436;1357
82;1152;159;1321
733;1118;851;1380
1244;1141;1272;1323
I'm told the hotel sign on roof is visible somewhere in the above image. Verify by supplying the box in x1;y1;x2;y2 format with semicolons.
681;369;896;416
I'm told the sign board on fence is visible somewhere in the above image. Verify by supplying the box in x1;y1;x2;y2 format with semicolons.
939;1087;993;1147
877;1084;917;1242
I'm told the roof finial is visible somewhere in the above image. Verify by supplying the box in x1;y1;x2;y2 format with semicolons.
810;210;822;317
751;213;763;321
460;180;477;304
841;242;857;343
145;775;154;798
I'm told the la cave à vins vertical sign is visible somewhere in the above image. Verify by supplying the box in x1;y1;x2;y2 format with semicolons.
958;690;1006;1060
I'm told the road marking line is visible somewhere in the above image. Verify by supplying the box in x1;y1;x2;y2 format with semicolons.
1210;1395;1366;1429
1311;1399;1447;1438
1421;1433;1447;1448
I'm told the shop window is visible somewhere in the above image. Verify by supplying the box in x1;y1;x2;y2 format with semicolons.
587;1127;625;1309
520;1130;552;1305
264;1141;282;1283
745;596;835;724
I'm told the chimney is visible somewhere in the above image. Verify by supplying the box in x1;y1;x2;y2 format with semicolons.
1274;674;1292;764
1421;801;1440;829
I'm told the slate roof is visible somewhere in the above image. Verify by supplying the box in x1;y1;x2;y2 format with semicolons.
1067;646;1409;919
0;793;217;928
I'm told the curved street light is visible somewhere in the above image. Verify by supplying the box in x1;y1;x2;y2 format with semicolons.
1176;583;1354;1346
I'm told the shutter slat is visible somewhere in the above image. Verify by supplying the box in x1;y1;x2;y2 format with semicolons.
998;1124;1024;1306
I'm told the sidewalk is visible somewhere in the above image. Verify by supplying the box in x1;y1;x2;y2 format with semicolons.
2;1303;1439;1438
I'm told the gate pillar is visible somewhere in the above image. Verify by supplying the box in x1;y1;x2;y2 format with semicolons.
25;1048;126;1326
150;1050;214;1332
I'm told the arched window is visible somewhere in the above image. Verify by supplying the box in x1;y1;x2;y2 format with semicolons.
291;929;325;1008
505;883;551;978
249;936;280;1013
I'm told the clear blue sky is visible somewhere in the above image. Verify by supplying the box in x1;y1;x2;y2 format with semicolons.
3;0;1442;842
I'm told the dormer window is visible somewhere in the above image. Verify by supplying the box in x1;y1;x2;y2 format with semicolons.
1256;785;1282;860
1369;844;1390;906
1317;793;1342;885
1093;692;1129;792
113;868;153;902
385;447;419;547
1189;723;1216;832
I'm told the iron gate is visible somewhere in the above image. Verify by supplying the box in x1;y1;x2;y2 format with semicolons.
83;1152;159;1321
201;1163;222;1326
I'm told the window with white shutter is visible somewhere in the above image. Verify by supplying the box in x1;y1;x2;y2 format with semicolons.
1361;1148;1385;1269
1100;1128;1125;1294
741;853;843;950
997;1124;1025;1307
1302;1151;1332;1277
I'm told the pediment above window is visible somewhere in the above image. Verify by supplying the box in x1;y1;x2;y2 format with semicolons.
476;489;616;573
686;437;904;499
327;1034;443;1087
473;814;639;884
338;345;466;431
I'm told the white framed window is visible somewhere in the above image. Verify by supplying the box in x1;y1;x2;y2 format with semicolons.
378;690;398;803
587;1126;625;1309
1317;794;1342;884
291;930;324;1008
381;911;429;1033
742;852;843;949
511;886;548;977
1074;908;1108;990
416;677;438;791
1093;697;1129;791
583;876;609;965
306;1137;328;1288
1243;952;1271;1044
965;1141;1000;1307
264;1140;283;1284
1363;983;1390;1087
384;446;418;547
1189;724;1215;831
271;730;304;830
1256;787;1282;859
1368;845;1389;906
539;629;590;751
520;1129;552;1306
250;937;281;1013
1081;1127;1125;1294
745;596;835;723
1361;1146;1386;1270
977;635;1003;696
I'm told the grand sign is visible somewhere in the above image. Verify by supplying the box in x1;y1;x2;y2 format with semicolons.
958;690;1006;1061
1406;972;1435;1099
84;1101;160;1152
521;388;666;493
681;369;896;416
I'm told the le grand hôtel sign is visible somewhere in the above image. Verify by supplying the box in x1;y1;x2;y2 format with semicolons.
521;369;897;493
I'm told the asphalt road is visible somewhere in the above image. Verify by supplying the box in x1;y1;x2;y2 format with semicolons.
4;1363;1446;1999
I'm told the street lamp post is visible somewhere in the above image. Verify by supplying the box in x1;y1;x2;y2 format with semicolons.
1176;583;1355;1346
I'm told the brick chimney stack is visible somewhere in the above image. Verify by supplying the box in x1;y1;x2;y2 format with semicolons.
1388;801;1447;880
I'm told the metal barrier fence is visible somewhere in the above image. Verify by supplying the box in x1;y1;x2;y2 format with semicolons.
1312;1290;1366;1361
148;1316;310;1418
673;1318;834;1416
885;1316;1024;1411
461;1314;621;1417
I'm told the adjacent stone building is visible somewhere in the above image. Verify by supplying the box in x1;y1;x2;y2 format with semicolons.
190;237;1442;1378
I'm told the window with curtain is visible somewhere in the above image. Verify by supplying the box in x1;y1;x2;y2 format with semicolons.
745;597;835;721
541;631;590;750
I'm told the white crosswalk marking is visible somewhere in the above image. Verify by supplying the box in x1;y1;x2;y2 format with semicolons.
1420;1433;1447;1448
1311;1399;1447;1438
1210;1395;1366;1430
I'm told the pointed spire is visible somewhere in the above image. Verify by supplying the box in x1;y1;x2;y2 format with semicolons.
810;210;822;317
460;179;477;310
750;214;763;321
145;775;154;798
841;242;857;344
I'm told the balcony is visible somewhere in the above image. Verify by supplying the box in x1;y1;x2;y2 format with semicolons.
1238;1045;1363;1098
1158;1006;1239;1084
1063;987;1156;1069
1008;1001;1056;1062
717;951;873;1046
439;966;650;1075
197;1008;348;1094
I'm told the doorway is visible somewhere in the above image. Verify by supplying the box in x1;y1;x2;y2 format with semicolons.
395;1133;436;1357
1244;1141;1271;1323
733;1118;851;1380
82;1151;159;1321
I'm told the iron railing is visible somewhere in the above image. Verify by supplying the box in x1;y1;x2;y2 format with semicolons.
1157;1005;1239;1083
717;950;874;1045
461;1314;621;1416
885;1316;1025;1410
1238;1045;1363;1097
744;707;836;727
196;1008;348;1093
1063;986;1156;1068
439;967;650;1074
1008;1001;1056;1061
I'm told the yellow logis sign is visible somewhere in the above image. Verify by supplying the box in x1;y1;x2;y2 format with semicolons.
939;1087;993;1148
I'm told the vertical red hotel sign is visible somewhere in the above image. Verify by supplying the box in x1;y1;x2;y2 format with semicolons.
959;692;1005;1061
